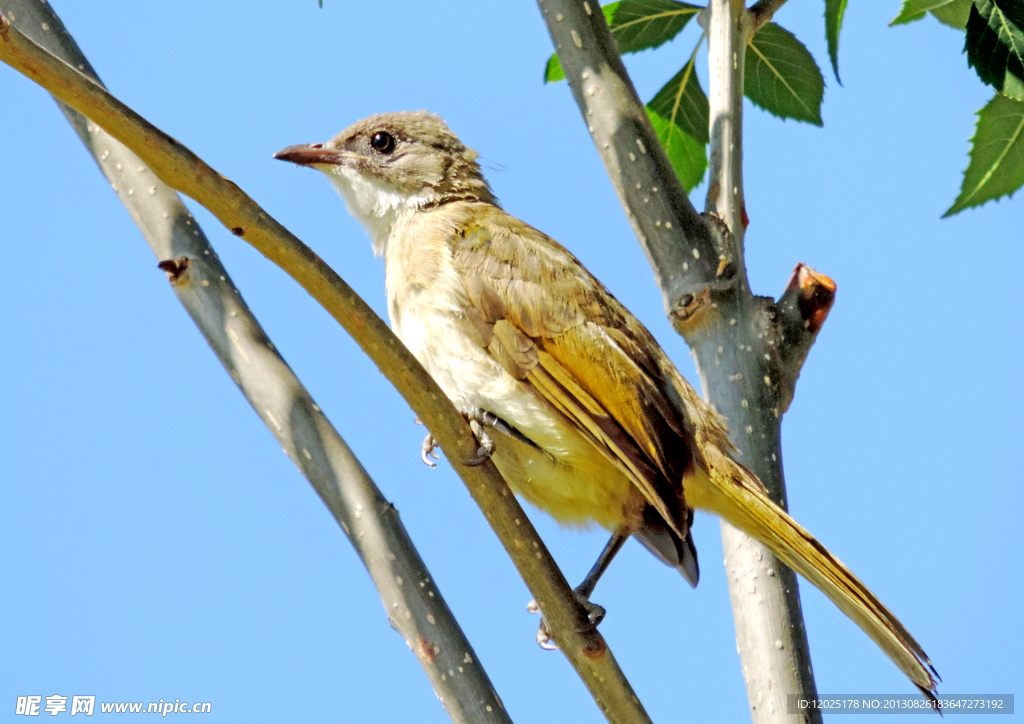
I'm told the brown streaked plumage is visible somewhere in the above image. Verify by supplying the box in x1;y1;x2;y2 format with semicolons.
275;111;938;703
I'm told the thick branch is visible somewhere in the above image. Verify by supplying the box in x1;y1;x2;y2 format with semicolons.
0;2;506;721
700;2;822;721
535;0;732;316
0;14;651;724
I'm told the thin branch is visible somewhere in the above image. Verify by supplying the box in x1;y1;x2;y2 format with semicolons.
704;0;751;282
0;2;506;721
0;13;651;724
748;0;789;32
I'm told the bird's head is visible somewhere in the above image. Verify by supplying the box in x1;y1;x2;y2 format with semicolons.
274;111;495;254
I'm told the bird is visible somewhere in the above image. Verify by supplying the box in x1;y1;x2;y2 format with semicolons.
274;110;938;702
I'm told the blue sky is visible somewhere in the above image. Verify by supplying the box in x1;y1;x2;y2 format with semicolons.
1;1;1020;722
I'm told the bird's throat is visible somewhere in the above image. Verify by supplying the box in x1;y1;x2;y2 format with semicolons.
323;164;434;256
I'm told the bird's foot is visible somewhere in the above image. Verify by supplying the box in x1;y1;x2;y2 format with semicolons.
527;600;559;651
415;417;440;468
464;410;497;466
420;432;440;468
574;588;607;630
527;588;607;651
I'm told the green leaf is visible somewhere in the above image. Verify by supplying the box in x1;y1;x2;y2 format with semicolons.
825;0;848;82
945;92;1024;216
890;0;972;29
745;23;824;125
647;109;708;191
891;0;959;25
544;0;701;83
966;0;1024;101
930;0;972;29
609;0;701;52
647;48;709;144
646;42;708;191
544;54;565;84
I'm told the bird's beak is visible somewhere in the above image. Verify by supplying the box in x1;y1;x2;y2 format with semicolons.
273;143;348;167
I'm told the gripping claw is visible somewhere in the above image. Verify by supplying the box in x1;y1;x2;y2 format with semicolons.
528;600;560;650
421;433;440;468
464;412;497;466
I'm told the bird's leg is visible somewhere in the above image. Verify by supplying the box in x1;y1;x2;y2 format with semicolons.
531;529;631;649
414;417;440;468
463;410;499;466
576;529;630;603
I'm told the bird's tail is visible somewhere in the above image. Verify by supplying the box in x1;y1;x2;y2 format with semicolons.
686;443;939;704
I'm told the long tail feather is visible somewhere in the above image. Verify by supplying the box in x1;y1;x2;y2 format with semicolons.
687;444;939;704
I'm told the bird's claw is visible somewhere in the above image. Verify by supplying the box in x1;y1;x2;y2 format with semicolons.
421;433;440;468
464;415;496;466
527;600;560;650
536;621;559;650
464;437;494;466
527;588;606;650
575;593;607;630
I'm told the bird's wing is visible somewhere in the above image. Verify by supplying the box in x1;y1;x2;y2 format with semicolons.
450;206;697;536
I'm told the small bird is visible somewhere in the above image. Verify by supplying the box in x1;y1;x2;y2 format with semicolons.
275;111;938;701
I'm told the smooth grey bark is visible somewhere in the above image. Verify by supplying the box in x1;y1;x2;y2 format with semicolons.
0;3;509;721
537;1;835;721
700;2;821;721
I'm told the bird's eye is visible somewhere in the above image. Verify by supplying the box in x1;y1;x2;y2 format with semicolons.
370;131;396;154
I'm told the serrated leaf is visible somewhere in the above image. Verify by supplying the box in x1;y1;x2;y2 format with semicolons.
745;23;824;125
646;43;708;191
930;0;972;29
544;0;701;83
609;0;701;51
825;0;848;82
945;92;1024;215
647;50;709;144
890;0;972;29
891;0;957;25
647;109;708;191
966;0;1024;100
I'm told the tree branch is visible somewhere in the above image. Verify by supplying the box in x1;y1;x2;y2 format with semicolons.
0;12;651;724
700;2;822;721
776;263;837;414
538;1;839;721
748;0;789;32
704;0;751;287
535;0;733;320
0;2;507;721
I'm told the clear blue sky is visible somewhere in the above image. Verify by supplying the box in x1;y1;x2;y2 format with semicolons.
1;1;1020;721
